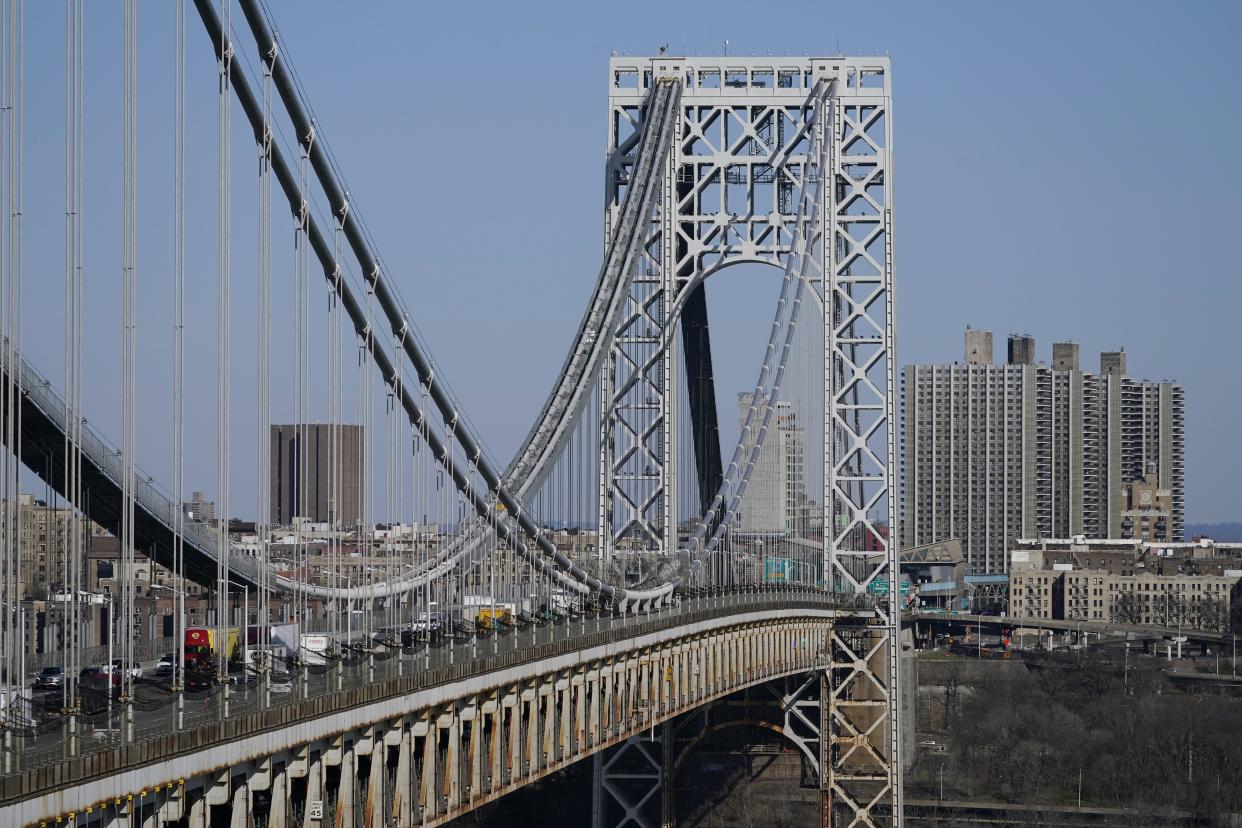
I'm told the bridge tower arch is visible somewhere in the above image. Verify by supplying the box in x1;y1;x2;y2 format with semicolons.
601;56;901;825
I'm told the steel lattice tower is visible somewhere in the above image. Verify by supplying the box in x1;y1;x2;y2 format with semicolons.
600;56;901;826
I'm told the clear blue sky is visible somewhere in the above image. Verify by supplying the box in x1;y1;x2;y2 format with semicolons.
12;1;1241;523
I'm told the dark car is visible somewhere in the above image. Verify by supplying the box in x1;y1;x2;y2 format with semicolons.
79;666;118;682
78;666;121;700
33;666;64;691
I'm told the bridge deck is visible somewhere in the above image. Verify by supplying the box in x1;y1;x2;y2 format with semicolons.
1;591;871;822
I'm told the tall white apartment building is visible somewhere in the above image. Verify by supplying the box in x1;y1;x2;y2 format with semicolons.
901;330;1184;573
735;393;806;535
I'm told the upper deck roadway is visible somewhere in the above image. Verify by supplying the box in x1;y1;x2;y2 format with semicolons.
1;590;871;826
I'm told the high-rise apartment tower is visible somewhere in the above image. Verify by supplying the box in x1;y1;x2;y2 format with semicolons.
901;331;1184;573
735;393;807;535
270;424;365;527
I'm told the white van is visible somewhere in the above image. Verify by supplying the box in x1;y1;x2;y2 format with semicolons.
299;634;331;666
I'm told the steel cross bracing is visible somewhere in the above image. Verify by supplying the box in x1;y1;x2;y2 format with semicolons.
601;59;825;557
604;57;901;826
821;63;901;828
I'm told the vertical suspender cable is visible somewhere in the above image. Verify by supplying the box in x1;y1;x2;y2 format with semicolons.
72;0;83;717
357;266;373;639
294;100;309;639
328;195;341;645
257;17;272;686
61;0;84;753
173;0;187;722
121;0;138;740
12;0;21;749
1;0;8;753
1;0;9;751
216;0;232;695
0;0;15;761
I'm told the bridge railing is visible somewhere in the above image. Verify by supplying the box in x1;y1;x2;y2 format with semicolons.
4;341;257;580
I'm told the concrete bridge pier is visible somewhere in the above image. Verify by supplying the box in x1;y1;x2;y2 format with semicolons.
266;766;287;828
299;752;324;828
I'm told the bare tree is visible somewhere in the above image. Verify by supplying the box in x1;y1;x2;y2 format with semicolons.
1113;591;1143;625
1189;597;1226;632
941;659;964;728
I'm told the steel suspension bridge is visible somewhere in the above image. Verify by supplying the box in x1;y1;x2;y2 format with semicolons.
0;2;899;825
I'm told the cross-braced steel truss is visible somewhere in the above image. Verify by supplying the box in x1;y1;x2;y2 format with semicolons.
592;729;669;828
822;62;901;827
603;57;900;826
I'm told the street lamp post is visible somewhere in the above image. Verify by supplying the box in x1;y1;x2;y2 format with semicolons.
76;591;118;743
148;583;186;727
224;579;250;668
342;574;351;693
101;592;115;738
221;578;251;716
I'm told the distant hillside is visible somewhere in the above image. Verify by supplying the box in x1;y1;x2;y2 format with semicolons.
1186;522;1242;542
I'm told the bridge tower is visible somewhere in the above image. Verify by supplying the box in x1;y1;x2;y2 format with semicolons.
599;57;901;826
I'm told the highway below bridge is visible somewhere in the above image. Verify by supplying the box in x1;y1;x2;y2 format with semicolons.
908;611;1235;652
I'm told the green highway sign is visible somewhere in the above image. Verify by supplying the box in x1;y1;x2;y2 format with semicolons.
866;577;911;596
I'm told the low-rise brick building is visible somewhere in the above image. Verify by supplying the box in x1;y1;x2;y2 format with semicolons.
1009;537;1241;630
